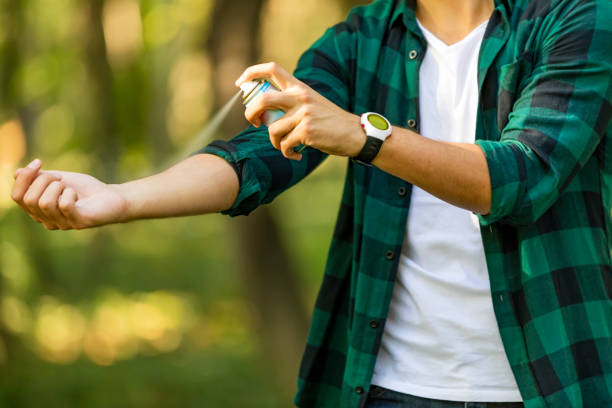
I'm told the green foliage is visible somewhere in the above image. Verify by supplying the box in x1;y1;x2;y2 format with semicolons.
0;0;359;406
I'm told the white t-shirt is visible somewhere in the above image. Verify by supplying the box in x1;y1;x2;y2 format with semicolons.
370;20;522;402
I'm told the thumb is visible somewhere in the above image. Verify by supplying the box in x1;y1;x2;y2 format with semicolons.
58;187;80;225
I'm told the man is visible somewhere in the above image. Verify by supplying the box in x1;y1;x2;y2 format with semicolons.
11;0;612;407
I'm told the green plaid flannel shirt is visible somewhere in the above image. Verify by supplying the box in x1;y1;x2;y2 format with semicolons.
200;0;612;406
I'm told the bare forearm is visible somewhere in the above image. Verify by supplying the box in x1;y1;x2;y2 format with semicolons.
114;153;239;222
372;127;491;214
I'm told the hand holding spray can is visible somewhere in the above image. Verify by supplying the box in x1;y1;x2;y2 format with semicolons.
240;79;285;126
240;79;306;153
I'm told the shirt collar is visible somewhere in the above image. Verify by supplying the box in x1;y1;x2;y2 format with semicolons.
389;0;417;35
390;0;513;33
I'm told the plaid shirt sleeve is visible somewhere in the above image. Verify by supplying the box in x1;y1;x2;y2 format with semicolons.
198;19;356;216
476;0;612;226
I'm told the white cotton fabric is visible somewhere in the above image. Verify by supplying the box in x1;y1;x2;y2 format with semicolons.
370;20;522;402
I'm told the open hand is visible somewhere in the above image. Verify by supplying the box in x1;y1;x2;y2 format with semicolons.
11;159;128;230
236;62;365;160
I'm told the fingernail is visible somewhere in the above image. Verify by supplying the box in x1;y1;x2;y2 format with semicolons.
27;159;41;169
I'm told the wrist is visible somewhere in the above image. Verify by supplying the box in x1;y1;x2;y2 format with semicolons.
347;114;367;157
108;183;135;223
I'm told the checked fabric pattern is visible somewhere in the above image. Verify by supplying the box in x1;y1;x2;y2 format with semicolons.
199;0;612;406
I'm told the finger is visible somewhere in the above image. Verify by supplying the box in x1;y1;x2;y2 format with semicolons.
267;112;300;150
244;91;295;127
39;170;64;179
38;181;70;230
58;187;79;228
236;62;298;91
41;221;59;231
11;159;42;203
27;213;43;224
22;173;62;221
15;168;62;181
279;127;305;161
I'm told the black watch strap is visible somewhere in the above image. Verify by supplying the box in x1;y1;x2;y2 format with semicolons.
353;136;384;165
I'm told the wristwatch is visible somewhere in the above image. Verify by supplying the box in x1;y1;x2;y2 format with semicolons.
353;112;392;165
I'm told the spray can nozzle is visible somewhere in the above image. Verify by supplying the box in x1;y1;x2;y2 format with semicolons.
239;80;260;100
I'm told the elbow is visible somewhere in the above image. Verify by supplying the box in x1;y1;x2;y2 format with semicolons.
484;194;557;227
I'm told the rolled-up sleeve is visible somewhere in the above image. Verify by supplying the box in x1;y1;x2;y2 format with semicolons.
477;0;612;226
197;16;356;217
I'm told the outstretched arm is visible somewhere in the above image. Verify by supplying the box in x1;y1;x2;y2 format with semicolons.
11;154;239;230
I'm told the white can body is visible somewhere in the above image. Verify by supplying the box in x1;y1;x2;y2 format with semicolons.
242;80;285;126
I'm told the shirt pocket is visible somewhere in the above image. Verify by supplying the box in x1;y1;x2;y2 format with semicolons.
497;52;534;131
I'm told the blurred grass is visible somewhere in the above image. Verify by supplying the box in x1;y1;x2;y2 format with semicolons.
0;349;283;407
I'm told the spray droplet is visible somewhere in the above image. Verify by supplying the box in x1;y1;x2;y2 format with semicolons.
160;90;242;171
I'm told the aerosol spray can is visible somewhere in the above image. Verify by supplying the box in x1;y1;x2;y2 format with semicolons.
240;79;285;126
240;79;306;154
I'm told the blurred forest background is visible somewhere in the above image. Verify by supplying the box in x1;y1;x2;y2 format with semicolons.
0;0;369;406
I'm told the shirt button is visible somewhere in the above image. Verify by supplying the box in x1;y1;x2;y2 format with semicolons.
409;49;418;60
369;319;379;329
385;250;395;260
407;119;417;129
398;186;407;197
355;386;364;395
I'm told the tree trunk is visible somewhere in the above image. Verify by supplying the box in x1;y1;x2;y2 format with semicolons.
0;0;26;369
82;0;120;280
145;36;174;169
84;0;119;182
208;0;309;398
1;0;65;315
